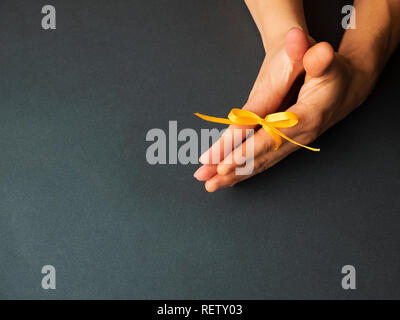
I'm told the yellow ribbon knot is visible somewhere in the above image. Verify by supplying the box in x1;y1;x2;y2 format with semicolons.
195;108;320;152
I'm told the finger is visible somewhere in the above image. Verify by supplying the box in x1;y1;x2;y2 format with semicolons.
251;137;301;177
198;123;254;165
303;42;335;80
193;164;218;181
209;135;305;192
216;126;275;176
285;27;310;63
204;169;247;192
205;152;273;192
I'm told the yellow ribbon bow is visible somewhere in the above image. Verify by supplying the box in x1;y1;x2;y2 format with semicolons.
195;108;320;152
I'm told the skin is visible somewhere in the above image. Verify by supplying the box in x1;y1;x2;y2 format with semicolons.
194;0;400;192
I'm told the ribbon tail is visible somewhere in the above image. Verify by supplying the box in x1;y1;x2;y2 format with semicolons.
268;126;320;152
262;125;282;151
194;113;234;125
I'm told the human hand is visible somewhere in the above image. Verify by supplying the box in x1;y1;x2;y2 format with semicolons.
194;27;311;184
195;40;375;192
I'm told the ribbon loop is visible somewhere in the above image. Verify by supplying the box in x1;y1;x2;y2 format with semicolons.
264;112;298;128
195;109;320;152
228;108;262;125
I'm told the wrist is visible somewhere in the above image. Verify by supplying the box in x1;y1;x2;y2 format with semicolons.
244;0;308;52
263;26;302;49
339;0;399;87
338;53;379;111
261;25;311;56
339;35;387;87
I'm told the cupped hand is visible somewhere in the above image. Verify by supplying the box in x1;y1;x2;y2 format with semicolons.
194;28;311;185
195;39;375;192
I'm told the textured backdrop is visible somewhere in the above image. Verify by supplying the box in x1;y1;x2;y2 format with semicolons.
0;0;399;299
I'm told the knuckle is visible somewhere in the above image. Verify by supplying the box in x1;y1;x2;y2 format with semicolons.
297;103;325;132
259;131;274;152
261;138;270;153
299;126;319;146
257;157;270;173
305;131;319;144
301;110;327;141
308;112;324;131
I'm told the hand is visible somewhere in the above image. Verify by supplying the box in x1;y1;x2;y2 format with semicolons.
194;28;311;185
195;40;376;192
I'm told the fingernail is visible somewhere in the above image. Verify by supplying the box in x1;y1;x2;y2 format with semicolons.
199;152;208;164
193;167;201;179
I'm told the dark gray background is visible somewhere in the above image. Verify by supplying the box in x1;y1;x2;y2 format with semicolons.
0;0;399;299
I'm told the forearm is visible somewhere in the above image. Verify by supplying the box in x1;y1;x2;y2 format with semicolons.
244;0;307;50
339;0;400;81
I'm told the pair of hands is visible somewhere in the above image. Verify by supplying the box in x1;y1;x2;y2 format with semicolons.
194;28;373;192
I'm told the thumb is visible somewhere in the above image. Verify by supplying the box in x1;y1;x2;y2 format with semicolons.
284;27;310;63
303;42;335;80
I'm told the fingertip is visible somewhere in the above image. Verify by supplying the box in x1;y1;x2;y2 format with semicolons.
193;167;201;179
285;27;309;62
205;180;217;193
194;165;218;181
198;152;208;164
303;41;335;78
315;42;334;63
